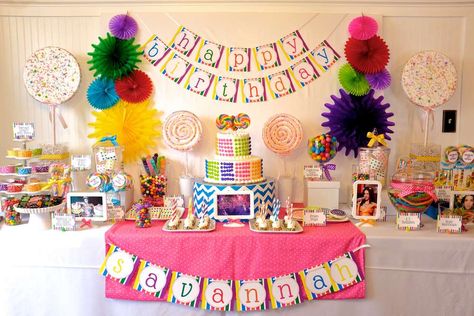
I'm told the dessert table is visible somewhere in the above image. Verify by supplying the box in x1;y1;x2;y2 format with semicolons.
0;216;473;316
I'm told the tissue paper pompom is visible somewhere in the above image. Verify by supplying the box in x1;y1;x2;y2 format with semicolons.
366;69;392;90
115;70;153;103
109;14;138;40
345;36;389;74
322;89;395;157
348;16;378;40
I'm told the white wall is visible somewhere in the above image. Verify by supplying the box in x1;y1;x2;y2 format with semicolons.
0;1;473;203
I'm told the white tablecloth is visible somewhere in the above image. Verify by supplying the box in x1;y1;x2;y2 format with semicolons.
0;216;473;316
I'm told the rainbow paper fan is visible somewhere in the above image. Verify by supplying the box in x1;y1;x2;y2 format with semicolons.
348;16;378;40
345;36;389;74
338;63;370;96
115;70;153;103
87;77;119;110
88;99;161;163
109;14;138;40
366;69;392;90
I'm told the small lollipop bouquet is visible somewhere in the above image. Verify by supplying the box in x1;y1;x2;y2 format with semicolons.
307;133;338;181
139;153;167;207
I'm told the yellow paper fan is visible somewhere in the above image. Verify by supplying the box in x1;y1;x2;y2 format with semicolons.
88;99;161;163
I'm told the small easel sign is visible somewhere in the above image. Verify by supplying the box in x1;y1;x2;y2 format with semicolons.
13;122;35;140
303;209;327;226
437;214;462;233
396;212;422;231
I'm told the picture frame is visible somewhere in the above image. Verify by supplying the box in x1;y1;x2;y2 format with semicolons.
67;192;108;221
213;188;254;221
449;191;474;223
352;180;382;220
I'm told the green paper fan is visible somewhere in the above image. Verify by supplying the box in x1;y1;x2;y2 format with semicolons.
338;63;370;96
87;33;142;80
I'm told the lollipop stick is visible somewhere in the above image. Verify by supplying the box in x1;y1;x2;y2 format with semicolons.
52;105;57;146
423;110;429;147
185;151;189;176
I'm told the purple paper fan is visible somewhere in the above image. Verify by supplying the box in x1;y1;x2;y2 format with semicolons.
321;89;395;157
366;69;392;90
109;14;138;40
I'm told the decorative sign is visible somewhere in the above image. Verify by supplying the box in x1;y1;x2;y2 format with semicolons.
13;122;35;140
304;165;323;180
71;154;92;171
437;215;462;233
101;243;365;311
51;214;76;231
396;212;422;231
303;209;327;226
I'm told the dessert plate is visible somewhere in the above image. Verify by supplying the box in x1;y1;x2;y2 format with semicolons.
249;219;303;233
162;219;216;232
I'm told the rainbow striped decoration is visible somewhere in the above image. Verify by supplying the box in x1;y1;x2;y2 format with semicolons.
169;26;201;57
265;69;296;99
235;279;268;311
201;279;234;311
277;30;309;61
167;271;202;307
183;66;216;97
252;43;282;70
132;260;170;297
195;39;224;68
299;262;335;300
266;273;302;309
311;40;341;71
99;244;137;285
289;55;321;88
160;53;192;84
141;35;172;66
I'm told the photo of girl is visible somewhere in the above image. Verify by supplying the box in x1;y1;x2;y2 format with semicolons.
451;192;474;223
357;186;378;217
352;180;382;221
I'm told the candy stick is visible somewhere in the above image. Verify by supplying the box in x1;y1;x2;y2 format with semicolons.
142;158;151;176
150;157;159;176
146;156;155;176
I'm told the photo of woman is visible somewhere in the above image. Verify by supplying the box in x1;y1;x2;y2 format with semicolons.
357;186;377;216
352;180;382;220
451;192;474;223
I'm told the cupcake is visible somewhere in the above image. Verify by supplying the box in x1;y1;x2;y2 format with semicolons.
6;149;16;157
286;219;297;231
24;183;41;192
198;215;210;230
0;183;8;191
7;183;23;192
271;218;282;231
31;148;42;156
17;167;32;175
17;150;32;158
0;165;16;174
184;212;196;229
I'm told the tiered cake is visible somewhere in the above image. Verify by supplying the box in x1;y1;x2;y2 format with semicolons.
193;114;275;220
204;132;265;184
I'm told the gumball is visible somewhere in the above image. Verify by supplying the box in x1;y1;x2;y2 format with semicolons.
308;133;338;163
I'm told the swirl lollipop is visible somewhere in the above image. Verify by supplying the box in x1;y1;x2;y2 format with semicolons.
163;111;203;151
263;114;303;156
234;113;251;129
216;114;236;131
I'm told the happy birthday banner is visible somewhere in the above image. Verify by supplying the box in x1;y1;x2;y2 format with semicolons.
100;243;365;311
142;33;340;103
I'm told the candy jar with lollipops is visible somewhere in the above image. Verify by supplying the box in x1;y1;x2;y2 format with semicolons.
263;114;303;202
162;111;203;206
308;133;338;180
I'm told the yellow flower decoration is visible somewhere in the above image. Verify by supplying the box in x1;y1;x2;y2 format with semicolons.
88;99;161;163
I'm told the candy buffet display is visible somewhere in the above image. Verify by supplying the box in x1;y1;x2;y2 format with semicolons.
139;154;167;206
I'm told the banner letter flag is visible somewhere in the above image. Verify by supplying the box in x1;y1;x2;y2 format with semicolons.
167;272;202;307
99;244;137;285
278;30;309;61
141;35;172;66
241;77;267;103
212;76;240;103
266;69;296;99
195;39;224;68
201;279;234;311
169;26;200;57
289;55;320;88
235;279;268;311
253;43;281;70
311;40;341;71
226;47;251;72
183;66;216;96
132;260;170;298
328;252;363;291
267;273;301;309
160;53;192;84
299;264;335;300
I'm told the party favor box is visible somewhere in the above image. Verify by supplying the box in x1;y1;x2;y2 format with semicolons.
304;180;340;209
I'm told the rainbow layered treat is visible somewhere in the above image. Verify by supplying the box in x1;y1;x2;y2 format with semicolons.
204;115;265;184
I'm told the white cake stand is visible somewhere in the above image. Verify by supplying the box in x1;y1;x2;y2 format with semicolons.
14;202;66;230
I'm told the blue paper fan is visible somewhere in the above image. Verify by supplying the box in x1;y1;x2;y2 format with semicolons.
87;77;119;110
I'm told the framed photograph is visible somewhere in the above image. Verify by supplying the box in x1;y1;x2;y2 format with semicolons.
67;192;108;221
213;188;254;221
352;180;382;220
450;191;474;222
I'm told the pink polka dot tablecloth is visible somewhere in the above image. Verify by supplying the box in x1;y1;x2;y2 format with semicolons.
105;219;366;301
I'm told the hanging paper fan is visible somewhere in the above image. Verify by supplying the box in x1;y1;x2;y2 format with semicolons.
344;36;389;74
88;99;161;163
366;69;391;90
348;16;378;40
322;89;395;157
87;33;142;80
338;63;370;96
109;14;138;40
87;77;119;110
115;70;153;103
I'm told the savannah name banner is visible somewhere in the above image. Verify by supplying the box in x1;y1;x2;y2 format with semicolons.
100;243;365;311
140;23;341;103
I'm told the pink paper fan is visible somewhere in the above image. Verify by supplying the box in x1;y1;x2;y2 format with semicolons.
348;16;378;40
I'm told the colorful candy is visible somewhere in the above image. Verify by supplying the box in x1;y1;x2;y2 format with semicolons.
87;172;108;190
216;114;236;131
140;174;167;199
308;133;338;163
134;201;152;228
234;113;251;130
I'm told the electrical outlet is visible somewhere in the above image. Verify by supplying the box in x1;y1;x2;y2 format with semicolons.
442;110;456;133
